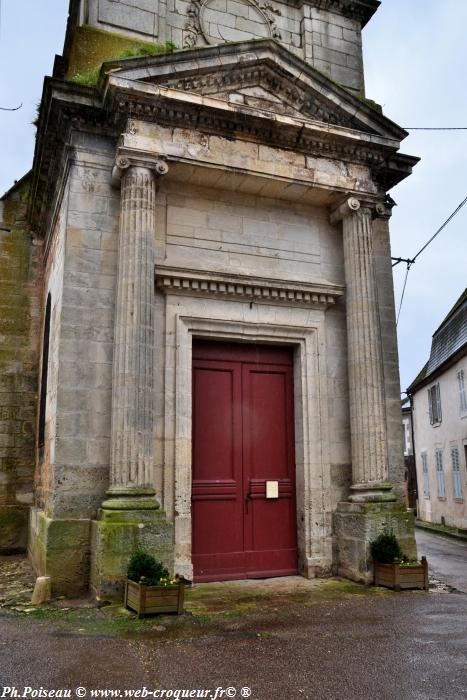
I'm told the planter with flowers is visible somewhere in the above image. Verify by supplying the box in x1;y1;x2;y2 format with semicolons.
125;550;185;617
371;531;429;591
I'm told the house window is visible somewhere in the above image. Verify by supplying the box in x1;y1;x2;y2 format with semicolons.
421;452;430;497
428;383;442;425
435;448;445;498
458;369;467;413
451;446;463;500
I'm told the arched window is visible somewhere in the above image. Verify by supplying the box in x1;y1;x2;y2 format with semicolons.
38;293;51;454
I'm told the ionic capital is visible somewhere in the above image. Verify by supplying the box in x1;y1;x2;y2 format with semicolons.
330;197;392;225
111;151;169;188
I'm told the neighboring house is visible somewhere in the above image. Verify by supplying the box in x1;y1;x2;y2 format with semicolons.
408;289;467;529
0;0;418;598
401;396;417;509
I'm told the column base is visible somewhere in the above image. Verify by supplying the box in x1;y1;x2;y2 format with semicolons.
90;505;174;601
333;500;416;584
349;482;396;503
101;487;160;511
28;508;91;597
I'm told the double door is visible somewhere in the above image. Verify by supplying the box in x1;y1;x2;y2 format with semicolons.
192;340;297;582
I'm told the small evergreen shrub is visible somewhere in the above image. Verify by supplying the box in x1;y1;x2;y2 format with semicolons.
127;549;171;586
370;530;402;564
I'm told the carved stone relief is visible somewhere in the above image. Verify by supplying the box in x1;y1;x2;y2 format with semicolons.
184;0;281;48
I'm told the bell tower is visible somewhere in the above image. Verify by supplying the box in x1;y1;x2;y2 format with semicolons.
61;0;379;94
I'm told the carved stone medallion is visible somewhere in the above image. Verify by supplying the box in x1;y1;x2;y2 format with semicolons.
184;0;281;48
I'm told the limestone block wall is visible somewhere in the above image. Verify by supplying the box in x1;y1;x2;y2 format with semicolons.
75;0;365;92
160;180;340;284
0;178;43;551
51;137;119;520
36;190;67;514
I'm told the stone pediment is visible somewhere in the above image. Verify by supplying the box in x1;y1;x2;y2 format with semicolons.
107;40;405;139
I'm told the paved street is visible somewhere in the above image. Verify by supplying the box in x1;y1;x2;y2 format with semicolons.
1;583;467;700
416;528;467;593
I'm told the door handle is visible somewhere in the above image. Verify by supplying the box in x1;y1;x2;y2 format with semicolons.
245;492;252;513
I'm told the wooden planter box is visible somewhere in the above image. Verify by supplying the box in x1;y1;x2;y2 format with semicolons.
125;580;185;617
374;556;429;591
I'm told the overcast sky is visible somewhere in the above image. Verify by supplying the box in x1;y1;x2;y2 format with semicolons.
1;0;466;391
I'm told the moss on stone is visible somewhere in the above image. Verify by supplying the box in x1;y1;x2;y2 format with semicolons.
0;506;28;551
67;25;176;86
356;95;383;114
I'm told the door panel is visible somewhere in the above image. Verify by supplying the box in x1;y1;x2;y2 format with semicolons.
192;341;297;582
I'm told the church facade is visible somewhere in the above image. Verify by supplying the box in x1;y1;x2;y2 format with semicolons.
0;0;418;597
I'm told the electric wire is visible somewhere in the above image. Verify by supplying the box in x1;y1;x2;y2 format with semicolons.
404;127;467;130
396;264;411;326
395;193;467;324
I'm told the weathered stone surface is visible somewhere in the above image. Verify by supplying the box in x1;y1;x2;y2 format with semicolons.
0;506;29;553
0;177;42;551
31;576;51;604
90;508;174;599
4;0;415;597
333;501;417;583
28;509;91;597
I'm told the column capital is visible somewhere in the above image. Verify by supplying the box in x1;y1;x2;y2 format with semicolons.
330;196;392;225
111;150;169;188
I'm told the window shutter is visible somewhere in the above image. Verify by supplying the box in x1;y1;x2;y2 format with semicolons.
428;388;433;424
436;384;442;423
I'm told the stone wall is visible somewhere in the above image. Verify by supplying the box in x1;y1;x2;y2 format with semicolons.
0;178;42;552
52;137;119;521
73;0;366;92
29;135;120;594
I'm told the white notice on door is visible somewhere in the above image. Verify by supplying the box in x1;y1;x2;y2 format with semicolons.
266;481;279;499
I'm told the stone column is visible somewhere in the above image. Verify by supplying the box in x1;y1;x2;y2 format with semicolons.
103;157;168;510
331;197;394;502
91;154;174;599
331;197;416;583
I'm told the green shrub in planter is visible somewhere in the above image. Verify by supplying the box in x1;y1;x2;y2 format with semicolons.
370;530;402;564
126;550;184;616
127;549;170;586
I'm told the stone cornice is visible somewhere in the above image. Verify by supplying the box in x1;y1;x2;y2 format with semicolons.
155;267;344;308
304;0;380;27
106;77;401;169
29;40;418;236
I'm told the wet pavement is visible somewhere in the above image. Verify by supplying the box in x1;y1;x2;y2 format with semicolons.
416;528;467;593
0;563;467;700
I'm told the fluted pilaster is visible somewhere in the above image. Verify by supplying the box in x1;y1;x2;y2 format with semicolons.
104;158;168;509
332;197;394;502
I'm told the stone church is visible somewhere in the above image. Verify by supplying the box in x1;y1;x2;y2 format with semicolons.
0;0;418;597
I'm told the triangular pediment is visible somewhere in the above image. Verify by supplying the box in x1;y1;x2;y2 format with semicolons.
105;39;406;140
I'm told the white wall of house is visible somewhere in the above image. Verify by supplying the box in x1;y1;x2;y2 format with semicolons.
413;355;467;529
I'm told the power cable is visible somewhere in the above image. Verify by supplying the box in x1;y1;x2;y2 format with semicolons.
394;193;467;323
0;103;22;111
396;262;412;326
404;127;467;131
411;194;467;262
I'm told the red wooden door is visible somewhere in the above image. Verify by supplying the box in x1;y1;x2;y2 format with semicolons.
192;341;297;582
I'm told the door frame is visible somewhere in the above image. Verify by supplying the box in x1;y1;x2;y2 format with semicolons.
165;313;332;582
